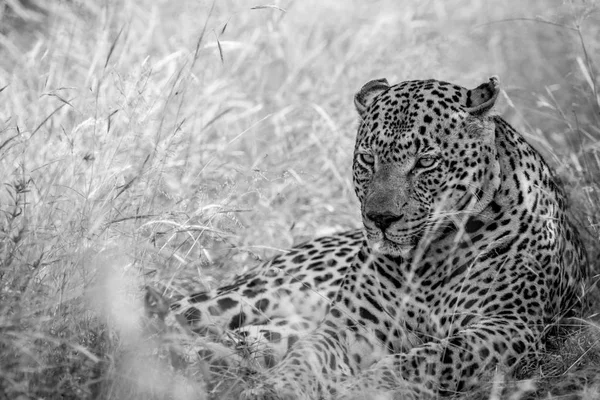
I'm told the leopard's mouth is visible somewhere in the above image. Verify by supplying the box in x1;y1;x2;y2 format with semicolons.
365;218;425;256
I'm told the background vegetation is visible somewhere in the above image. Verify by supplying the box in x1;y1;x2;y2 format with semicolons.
1;0;599;398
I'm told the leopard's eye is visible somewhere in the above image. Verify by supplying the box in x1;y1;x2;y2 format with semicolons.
358;153;375;166
416;156;437;169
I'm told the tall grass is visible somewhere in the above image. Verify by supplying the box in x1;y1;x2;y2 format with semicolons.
0;0;599;399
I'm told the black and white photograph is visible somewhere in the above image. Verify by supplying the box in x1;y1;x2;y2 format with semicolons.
1;1;599;399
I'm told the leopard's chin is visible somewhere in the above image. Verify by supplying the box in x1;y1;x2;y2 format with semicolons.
370;238;415;257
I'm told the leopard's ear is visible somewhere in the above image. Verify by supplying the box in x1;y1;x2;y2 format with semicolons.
465;76;500;116
354;78;390;119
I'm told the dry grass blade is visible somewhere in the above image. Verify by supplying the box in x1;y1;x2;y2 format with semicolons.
227;113;272;145
216;33;224;64
140;220;233;237
114;176;138;199
201;107;233;131
0;133;19;152
220;19;230;36
105;24;126;69
29;103;66;139
108;214;156;224
250;5;287;12
42;93;74;109
574;27;600;110
107;109;119;134
191;0;215;70
475;17;578;31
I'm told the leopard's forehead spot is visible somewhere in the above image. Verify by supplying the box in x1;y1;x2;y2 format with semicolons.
359;79;469;162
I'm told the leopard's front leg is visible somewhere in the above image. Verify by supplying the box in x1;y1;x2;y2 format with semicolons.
342;316;539;399
240;304;370;399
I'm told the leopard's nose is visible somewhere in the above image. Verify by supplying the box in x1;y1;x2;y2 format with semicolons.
367;212;402;231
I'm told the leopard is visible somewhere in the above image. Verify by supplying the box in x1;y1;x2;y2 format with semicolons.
145;76;589;399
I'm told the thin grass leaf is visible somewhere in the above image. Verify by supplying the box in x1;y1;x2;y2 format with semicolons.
114;176;138;199
575;27;600;110
105;24;126;69
29;104;67;139
69;344;101;363
108;214;156;224
221;18;230;35
140;220;231;237
216;34;224;64
227;113;272;145
0;133;19;152
107;109;118;134
475;17;578;31
201;107;233;131
42;93;74;109
251;5;287;12
192;0;215;70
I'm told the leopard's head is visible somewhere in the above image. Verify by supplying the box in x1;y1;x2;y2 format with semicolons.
353;77;502;256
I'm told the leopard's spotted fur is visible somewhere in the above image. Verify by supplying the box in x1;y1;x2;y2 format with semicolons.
146;77;589;399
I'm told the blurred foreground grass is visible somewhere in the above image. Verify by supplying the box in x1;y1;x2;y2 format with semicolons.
1;0;599;399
